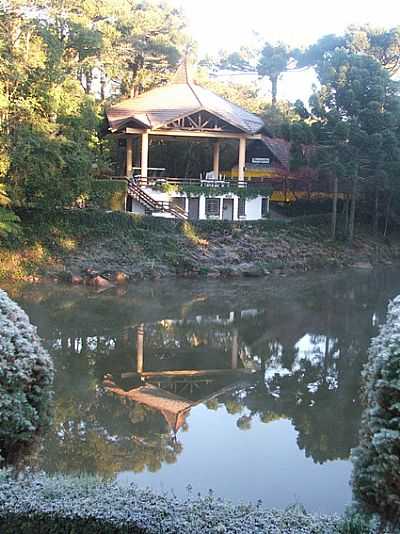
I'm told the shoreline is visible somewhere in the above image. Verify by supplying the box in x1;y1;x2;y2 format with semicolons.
1;209;400;286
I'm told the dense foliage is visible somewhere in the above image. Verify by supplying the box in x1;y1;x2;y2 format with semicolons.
0;289;53;464
90;179;128;211
0;0;188;215
351;295;400;531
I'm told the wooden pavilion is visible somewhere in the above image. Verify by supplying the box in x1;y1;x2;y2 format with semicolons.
105;61;342;220
106;61;268;184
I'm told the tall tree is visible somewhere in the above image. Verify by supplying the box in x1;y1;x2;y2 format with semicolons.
98;0;188;98
346;25;400;75
257;42;290;108
310;49;399;242
299;26;400;77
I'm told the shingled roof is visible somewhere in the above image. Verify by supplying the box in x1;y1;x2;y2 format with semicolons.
106;62;265;135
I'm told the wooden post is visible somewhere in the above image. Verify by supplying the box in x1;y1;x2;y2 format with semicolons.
213;141;220;178
126;136;133;178
136;324;144;374
231;328;239;369
141;132;149;181
238;137;246;185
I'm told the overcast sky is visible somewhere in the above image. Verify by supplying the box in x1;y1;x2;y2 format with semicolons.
172;0;400;103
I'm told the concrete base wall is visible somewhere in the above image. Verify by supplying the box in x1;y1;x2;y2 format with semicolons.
127;188;269;221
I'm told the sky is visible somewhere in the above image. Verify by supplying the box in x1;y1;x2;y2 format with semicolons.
172;0;400;103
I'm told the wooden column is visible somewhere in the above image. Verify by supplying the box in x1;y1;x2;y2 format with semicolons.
231;328;239;369
136;324;144;374
141;132;149;180
238;136;246;185
213;141;220;178
126;136;133;177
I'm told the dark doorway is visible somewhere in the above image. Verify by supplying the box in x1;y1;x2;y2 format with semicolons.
222;198;234;221
188;197;200;220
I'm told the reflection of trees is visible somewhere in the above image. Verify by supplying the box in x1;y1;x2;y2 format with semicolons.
42;389;182;477
10;268;400;473
216;272;387;464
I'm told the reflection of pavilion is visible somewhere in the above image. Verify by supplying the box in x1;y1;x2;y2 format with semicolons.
104;323;259;435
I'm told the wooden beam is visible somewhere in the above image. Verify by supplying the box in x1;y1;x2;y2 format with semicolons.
141;132;149;179
136;324;144;374
121;369;255;380
231;328;239;370
126;136;133;177
238;136;246;183
213;141;220;178
125;127;262;141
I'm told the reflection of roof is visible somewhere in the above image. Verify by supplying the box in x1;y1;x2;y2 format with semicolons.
106;62;265;135
106;383;193;434
106;371;256;434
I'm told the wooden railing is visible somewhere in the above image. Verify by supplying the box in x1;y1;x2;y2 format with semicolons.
112;175;282;190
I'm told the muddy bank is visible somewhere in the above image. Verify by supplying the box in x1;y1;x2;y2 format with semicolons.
52;224;400;286
1;210;400;285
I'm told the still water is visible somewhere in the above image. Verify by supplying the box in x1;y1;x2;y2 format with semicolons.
7;268;400;514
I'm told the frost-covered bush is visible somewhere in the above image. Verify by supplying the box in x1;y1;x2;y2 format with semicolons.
0;289;53;463
0;472;342;533
351;295;400;531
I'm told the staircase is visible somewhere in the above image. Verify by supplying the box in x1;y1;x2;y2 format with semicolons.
127;179;188;220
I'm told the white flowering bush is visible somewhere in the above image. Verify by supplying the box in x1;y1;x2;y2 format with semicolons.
0;289;53;463
351;295;400;531
0;472;343;533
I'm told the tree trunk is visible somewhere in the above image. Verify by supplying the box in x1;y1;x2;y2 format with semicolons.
130;85;140;98
384;192;392;238
331;175;338;240
85;70;93;94
343;195;350;236
348;176;358;245
271;75;278;108
373;184;379;236
100;71;106;100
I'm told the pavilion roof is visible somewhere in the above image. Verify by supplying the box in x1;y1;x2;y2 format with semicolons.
106;71;265;135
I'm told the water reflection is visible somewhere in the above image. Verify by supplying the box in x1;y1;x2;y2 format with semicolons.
7;268;400;512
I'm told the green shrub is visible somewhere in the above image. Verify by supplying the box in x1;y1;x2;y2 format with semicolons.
0;207;20;239
351;295;400;532
90;179;128;211
337;509;375;534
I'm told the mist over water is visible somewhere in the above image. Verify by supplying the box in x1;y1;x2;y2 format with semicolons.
8;268;400;513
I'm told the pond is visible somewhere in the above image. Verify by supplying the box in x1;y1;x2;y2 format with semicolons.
5;268;400;514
